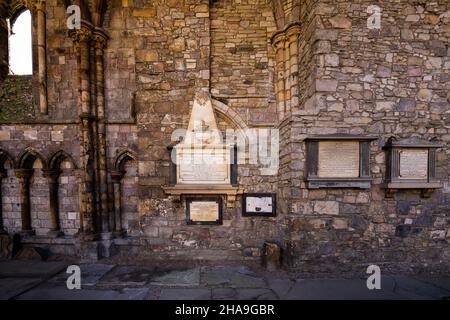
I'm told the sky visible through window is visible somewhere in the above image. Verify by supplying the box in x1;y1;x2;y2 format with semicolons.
9;10;32;75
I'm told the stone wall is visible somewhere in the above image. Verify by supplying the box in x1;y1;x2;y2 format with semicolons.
0;0;447;273
283;0;450;273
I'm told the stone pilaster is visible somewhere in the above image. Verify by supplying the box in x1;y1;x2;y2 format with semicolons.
93;29;111;236
42;169;63;237
271;23;301;122
71;23;98;240
272;32;286;121
35;0;48;114
286;23;300;110
0;3;8;80
15;169;34;236
0;170;6;234
110;171;125;237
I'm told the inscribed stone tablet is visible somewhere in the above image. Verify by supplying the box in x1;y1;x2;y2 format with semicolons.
399;149;428;179
246;197;273;213
189;201;219;222
318;141;360;178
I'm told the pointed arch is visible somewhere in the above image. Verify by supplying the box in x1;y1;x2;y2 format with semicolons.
0;149;16;169
114;150;137;172
18;148;47;169
9;1;28;25
48;150;78;170
272;0;286;30
212;99;248;132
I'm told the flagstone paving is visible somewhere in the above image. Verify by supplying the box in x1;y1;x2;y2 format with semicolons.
0;261;449;300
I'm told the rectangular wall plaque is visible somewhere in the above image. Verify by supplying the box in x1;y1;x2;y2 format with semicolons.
186;197;223;225
177;147;231;185
318;141;360;178
242;193;276;217
399;148;428;179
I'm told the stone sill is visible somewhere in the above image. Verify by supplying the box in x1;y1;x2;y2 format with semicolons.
306;178;372;189
163;184;244;207
385;182;442;198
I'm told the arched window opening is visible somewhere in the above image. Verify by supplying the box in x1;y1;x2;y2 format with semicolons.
8;10;32;75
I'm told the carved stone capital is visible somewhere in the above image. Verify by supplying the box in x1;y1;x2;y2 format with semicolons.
15;169;33;182
111;170;125;183
285;22;301;39
42;169;61;182
70;23;93;45
271;32;285;49
92;29;109;51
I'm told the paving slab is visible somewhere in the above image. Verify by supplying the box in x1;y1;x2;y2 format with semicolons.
266;278;295;300
391;276;450;300
16;283;149;300
150;268;200;287
212;288;237;300
287;278;401;300
236;289;278;300
159;288;212;300
411;276;450;293
0;278;43;300
97;266;156;287
201;266;266;288
0;261;68;278
48;264;115;287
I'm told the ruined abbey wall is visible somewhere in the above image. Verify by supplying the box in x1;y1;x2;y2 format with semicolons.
0;0;448;273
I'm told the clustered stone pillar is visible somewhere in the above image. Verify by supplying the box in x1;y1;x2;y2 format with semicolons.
287;24;300;110
71;22;113;242
272;33;286;121
93;30;111;237
110;171;124;236
71;23;98;240
0;170;6;234
271;23;301;122
0;4;8;80
43;169;63;237
35;0;48;114
15;169;34;235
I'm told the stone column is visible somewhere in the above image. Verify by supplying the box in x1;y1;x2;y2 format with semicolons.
283;32;291;115
93;29;111;236
287;24;300;113
71;23;98;240
15;169;34;235
0;5;8;80
35;0;48;114
0;170;7;234
42;169;63;237
110;171;124;237
272;32;285;121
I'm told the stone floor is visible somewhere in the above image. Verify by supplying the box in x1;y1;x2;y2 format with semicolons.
0;260;449;300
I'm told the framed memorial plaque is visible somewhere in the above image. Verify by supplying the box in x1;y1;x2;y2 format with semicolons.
305;135;378;189
186;197;223;225
243;193;276;217
384;137;442;198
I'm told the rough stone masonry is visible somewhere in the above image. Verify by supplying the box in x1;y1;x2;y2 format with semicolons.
0;0;448;274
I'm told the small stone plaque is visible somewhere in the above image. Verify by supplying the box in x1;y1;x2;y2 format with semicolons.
243;193;276;217
399;149;428;179
186;198;223;225
318;141;360;178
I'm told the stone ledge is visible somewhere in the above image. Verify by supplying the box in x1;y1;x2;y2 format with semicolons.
162;185;244;207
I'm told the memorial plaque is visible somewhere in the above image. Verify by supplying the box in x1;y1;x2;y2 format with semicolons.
243;193;276;217
399;149;428;179
177;147;231;185
186;198;223;225
318;141;360;178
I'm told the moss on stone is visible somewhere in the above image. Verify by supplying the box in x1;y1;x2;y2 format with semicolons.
0;75;35;123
